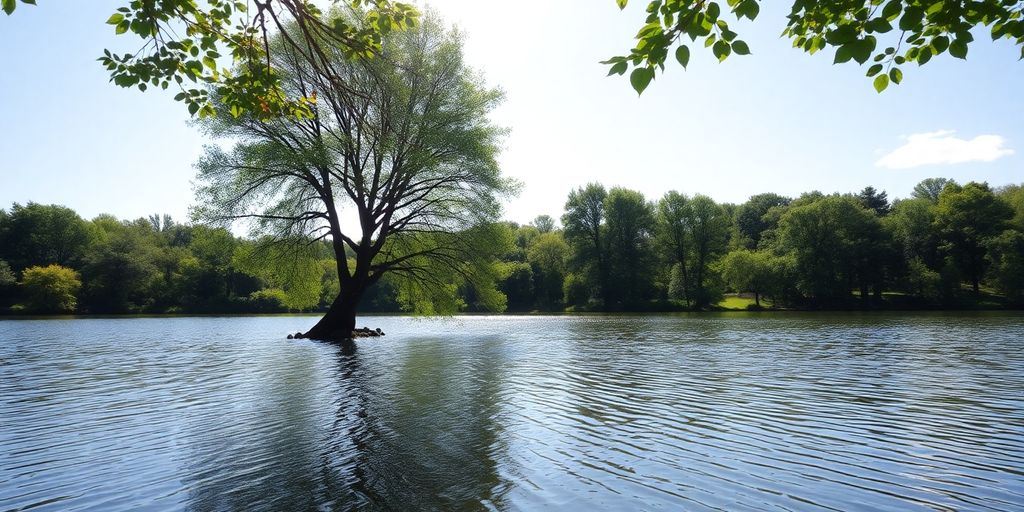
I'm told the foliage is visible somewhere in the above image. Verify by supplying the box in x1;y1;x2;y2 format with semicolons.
5;0;420;120
4;175;1023;315
248;288;291;313
857;186;890;216
81;219;160;313
999;184;1024;232
905;258;941;301
912;177;951;203
499;261;535;311
562;183;609;304
0;260;14;289
607;0;1024;94
934;182;1014;294
193;12;512;336
604;188;656;308
718;249;782;306
777;195;885;302
986;230;1024;304
685;194;731;307
527;232;570;310
0;203;92;271
734;193;790;250
531;215;557;233
233;241;324;310
20;264;82;313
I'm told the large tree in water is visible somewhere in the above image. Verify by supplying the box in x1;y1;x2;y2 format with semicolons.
193;12;512;341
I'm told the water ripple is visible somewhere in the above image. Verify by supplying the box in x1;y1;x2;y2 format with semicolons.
1;313;1023;511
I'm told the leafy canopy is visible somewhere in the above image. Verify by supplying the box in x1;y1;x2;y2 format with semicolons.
3;0;419;119
607;0;1024;94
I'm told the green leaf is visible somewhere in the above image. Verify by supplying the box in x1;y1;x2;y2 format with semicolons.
874;73;890;93
629;67;654;95
706;2;721;21
2;0;15;15
732;40;750;55
607;61;628;76
616;0;627;9
931;35;949;54
848;39;874;64
736;0;759;20
675;45;690;68
833;45;853;64
712;40;731;61
826;25;857;45
115;20;129;35
889;67;903;84
867;64;883;77
106;13;124;25
918;47;932;65
882;0;902;20
187;101;200;116
949;39;968;59
867;18;892;34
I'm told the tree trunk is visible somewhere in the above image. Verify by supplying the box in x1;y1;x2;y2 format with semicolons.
303;288;362;342
754;292;760;307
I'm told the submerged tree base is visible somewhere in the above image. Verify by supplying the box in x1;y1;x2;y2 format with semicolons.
288;326;385;342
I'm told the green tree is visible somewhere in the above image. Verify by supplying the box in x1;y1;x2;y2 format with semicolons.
607;0;1024;94
603;188;656;308
0;203;92;271
20;264;82;313
531;215;556;233
0;260;14;289
934;182;1014;295
886;198;939;265
562;183;608;305
857;186;890;216
498;261;535;311
734;193;790;250
778;195;885;303
655;191;693;305
233;240;325;311
194;14;512;339
906;258;942;302
527;231;570;310
986;230;1024;304
998;184;1024;232
912;178;952;203
718;249;782;307
685;194;730;308
80;217;161;313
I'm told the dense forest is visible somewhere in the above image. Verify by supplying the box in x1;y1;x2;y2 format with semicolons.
1;177;1022;315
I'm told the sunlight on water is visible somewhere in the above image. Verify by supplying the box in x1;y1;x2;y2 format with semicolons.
2;313;1023;511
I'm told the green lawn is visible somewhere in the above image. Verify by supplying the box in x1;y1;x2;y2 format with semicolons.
717;294;766;310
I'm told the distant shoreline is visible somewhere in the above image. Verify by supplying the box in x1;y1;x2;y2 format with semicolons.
2;308;1022;320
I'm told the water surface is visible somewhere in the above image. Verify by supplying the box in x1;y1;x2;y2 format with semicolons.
2;313;1023;511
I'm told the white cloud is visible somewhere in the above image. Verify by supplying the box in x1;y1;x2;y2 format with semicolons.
875;130;1014;169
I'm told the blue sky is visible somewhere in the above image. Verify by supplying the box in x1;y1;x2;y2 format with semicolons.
1;1;1021;226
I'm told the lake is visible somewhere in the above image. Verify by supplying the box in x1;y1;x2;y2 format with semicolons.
1;313;1023;511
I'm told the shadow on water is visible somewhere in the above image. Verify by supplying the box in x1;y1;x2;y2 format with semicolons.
178;335;512;511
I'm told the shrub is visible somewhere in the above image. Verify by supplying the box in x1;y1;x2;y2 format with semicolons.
249;288;290;313
21;265;81;313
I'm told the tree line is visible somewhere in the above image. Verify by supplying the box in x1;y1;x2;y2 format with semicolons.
2;177;1021;315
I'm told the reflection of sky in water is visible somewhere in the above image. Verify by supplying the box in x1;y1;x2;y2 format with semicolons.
1;313;1023;511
